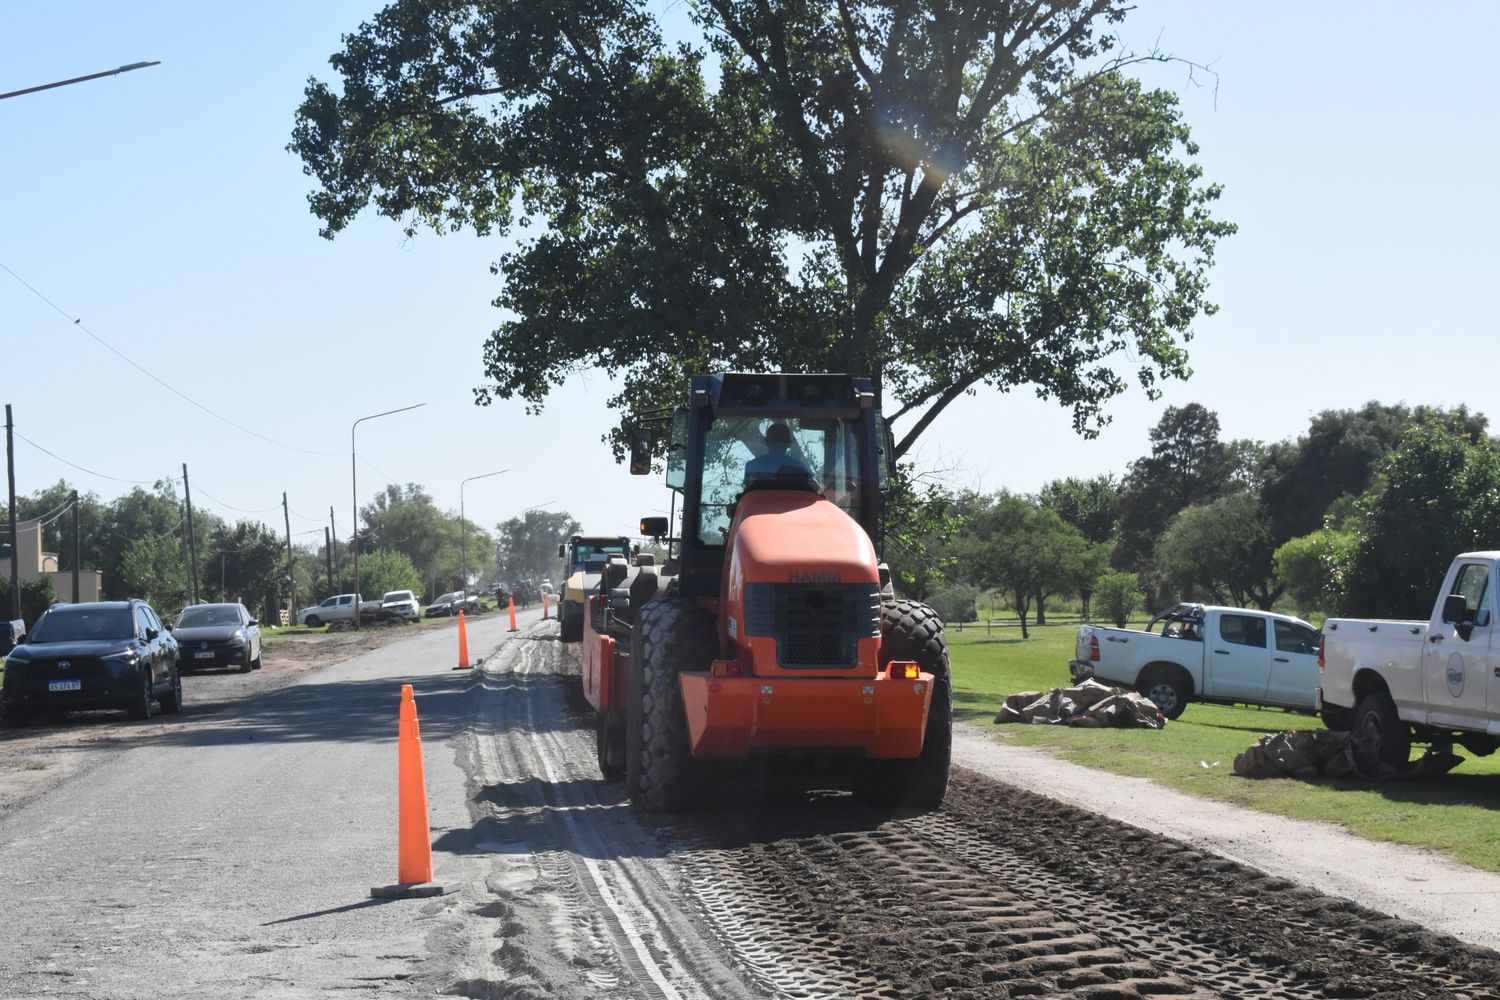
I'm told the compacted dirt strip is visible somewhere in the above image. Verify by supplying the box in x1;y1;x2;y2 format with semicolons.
663;778;1500;999
466;625;1500;999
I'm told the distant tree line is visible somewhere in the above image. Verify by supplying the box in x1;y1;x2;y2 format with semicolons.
11;479;582;621
887;401;1500;632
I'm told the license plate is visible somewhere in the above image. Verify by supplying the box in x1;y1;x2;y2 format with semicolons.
48;679;82;692
195;651;216;659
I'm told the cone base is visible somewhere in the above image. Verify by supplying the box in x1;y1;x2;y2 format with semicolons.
370;881;456;899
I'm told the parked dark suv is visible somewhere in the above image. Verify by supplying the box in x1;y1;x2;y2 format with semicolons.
1;600;181;725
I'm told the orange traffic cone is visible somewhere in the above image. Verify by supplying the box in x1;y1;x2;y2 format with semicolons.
507;596;519;633
542;592;550;620
453;610;471;670
370;685;452;898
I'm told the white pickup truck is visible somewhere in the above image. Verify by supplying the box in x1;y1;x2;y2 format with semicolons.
297;593;382;628
1070;604;1322;719
1319;552;1500;769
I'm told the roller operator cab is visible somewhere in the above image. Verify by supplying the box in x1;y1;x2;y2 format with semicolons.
583;373;952;812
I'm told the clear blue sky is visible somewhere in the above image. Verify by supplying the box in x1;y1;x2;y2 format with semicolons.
3;2;1497;551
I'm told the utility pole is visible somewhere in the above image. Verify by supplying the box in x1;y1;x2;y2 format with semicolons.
6;405;18;622
328;506;339;590
282;492;296;627
324;526;334;596
182;463;200;604
70;490;80;603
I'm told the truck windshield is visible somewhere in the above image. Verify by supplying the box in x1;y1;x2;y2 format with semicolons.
573;543;627;564
177;606;241;628
697;415;863;543
28;608;135;642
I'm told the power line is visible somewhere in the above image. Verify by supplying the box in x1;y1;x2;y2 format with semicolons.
14;430;155;485
0;259;341;458
188;484;281;516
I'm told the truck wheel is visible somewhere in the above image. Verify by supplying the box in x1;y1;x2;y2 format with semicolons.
1140;668;1189;720
1320;706;1353;731
560;605;583;643
305;615;322;629
596;709;626;782
127;668;154;721
1353;690;1410;772
159;668;183;715
626;597;716;811
853;600;952;812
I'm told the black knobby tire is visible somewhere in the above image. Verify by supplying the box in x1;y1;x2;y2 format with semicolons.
1140;668;1190;721
560;605;583;643
159;667;183;715
852;599;952;812
1320;706;1353;731
626;597;718;811
1353;689;1410;772
596;710;626;782
127;667;154;721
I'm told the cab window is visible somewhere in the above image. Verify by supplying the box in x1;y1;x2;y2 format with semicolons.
1274;620;1319;655
1452;564;1492;627
1219;614;1267;648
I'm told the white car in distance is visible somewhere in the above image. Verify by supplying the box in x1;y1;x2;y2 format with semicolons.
381;590;421;623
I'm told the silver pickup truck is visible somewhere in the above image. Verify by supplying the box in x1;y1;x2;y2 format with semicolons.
1071;604;1322;719
1319;551;1500;768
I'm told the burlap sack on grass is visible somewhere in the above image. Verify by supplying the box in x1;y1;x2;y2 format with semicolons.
995;679;1167;730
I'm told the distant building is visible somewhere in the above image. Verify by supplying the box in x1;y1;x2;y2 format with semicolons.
0;519;103;602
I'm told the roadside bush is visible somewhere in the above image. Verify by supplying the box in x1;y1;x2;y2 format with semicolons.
926;584;978;623
358;549;423;600
0;577;56;627
1093;571;1144;627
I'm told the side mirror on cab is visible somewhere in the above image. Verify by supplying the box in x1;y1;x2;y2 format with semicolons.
639;516;669;539
1441;593;1474;641
1441;593;1468;625
558;543;567;558
628;426;653;476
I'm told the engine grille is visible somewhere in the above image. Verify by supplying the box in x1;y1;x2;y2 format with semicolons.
743;583;881;669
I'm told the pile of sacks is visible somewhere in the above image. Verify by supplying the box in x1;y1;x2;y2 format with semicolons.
1233;730;1464;779
994;679;1167;730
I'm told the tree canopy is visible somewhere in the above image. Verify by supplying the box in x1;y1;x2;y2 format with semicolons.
495;508;582;584
292;0;1232;458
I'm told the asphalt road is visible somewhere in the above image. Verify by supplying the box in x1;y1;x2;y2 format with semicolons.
0;604;548;999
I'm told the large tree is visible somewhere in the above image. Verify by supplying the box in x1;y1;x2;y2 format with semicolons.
1154;492;1281;610
1341;420;1500;619
1036;474;1117;544
494;508;582;585
292;0;1232;457
959;492;1087;637
1113;402;1242;596
1258;402;1488;545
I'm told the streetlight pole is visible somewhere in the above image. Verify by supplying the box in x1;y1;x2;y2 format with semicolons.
460;470;508;607
352;403;425;630
0;61;160;101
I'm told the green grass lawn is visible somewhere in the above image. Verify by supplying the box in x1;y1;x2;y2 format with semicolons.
948;620;1500;874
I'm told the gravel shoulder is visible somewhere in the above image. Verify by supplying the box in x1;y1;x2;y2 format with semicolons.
952;722;1500;953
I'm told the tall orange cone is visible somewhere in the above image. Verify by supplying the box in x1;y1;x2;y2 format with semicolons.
453;610;471;670
507;595;519;632
542;591;550;620
370;685;452;898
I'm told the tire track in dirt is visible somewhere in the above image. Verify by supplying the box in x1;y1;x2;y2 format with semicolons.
658;776;1500;999
474;623;1500;999
458;627;758;1000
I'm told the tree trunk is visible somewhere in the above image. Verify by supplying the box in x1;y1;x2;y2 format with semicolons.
1035;592;1048;626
